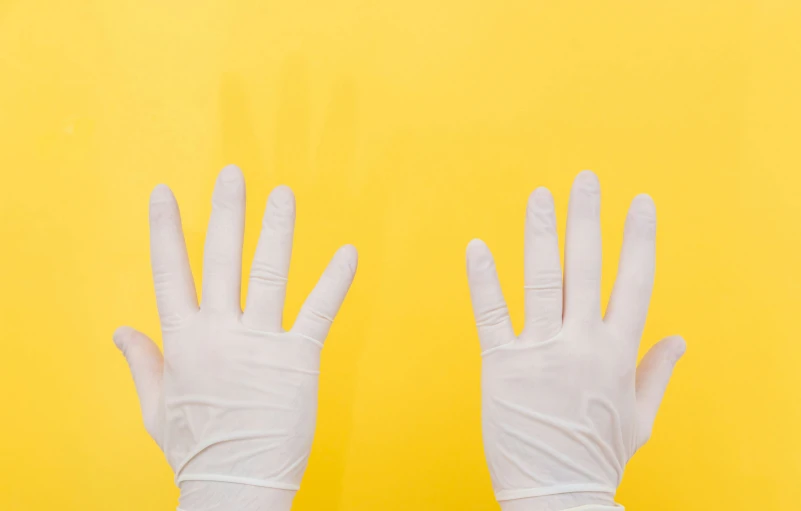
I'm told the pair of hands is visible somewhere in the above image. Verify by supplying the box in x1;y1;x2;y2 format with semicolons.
114;166;684;511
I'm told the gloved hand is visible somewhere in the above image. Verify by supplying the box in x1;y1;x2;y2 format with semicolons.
466;171;685;511
114;165;357;511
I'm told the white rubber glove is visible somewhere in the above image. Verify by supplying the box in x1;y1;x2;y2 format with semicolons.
114;165;357;510
467;171;685;511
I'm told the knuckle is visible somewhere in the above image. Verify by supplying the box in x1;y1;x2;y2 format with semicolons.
301;303;334;324
475;304;510;328
152;268;175;290
158;312;185;332
526;271;563;292
249;261;287;287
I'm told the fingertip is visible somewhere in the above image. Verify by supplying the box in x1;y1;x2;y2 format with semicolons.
338;243;358;257
466;238;488;255
112;326;134;350
218;164;245;189
529;187;554;209
265;185;296;227
652;335;686;365
150;184;175;204
269;184;296;207
574;169;600;191
336;244;359;273
622;194;656;243
668;335;687;361
630;193;656;216
220;163;243;178
466;238;494;275
212;165;245;204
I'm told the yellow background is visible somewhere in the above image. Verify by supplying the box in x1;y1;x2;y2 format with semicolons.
1;1;800;509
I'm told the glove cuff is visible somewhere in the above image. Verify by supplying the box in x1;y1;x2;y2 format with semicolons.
498;487;620;511
177;480;295;511
562;507;623;511
496;484;617;501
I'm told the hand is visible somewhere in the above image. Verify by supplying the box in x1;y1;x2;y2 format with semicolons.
466;171;685;510
114;165;358;510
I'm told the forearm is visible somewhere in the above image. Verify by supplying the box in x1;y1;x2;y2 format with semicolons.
178;482;295;511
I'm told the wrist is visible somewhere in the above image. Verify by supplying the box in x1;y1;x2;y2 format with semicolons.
499;492;620;511
178;481;295;511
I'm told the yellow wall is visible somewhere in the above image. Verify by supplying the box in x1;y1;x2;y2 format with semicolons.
1;1;800;509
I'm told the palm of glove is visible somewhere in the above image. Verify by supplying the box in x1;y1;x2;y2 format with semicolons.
467;171;685;506
482;326;637;501
160;318;321;488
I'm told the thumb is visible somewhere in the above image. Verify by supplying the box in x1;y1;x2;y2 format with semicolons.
634;335;686;449
113;326;164;443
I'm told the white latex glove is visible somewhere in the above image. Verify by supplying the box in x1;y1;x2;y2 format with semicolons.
114;165;357;511
466;171;686;511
